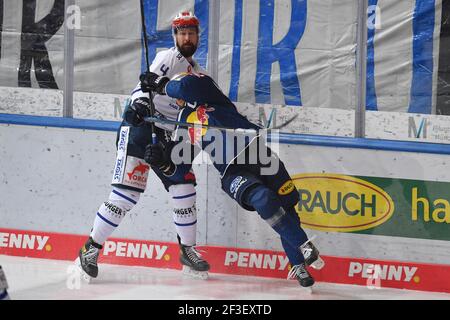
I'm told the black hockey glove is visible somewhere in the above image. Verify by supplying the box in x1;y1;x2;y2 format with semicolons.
140;71;170;95
124;97;151;127
144;141;176;176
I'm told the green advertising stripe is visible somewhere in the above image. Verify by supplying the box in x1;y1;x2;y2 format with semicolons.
354;176;450;241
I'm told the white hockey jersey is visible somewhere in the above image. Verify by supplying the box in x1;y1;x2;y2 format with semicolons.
130;47;206;131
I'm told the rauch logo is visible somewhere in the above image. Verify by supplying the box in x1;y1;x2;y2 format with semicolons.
292;173;395;232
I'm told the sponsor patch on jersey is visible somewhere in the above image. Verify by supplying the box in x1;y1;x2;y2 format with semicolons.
230;176;243;193
278;180;295;195
118;127;129;152
112;127;130;184
119;156;150;191
230;176;248;198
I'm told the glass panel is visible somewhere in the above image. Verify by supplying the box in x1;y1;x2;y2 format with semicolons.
72;0;141;121
72;0;210;122
0;0;64;117
365;0;450;144
437;0;450;115
217;0;357;137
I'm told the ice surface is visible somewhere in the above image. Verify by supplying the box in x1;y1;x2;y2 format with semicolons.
1;255;449;300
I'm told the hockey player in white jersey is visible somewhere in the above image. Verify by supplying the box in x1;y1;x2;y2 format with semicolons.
77;11;210;281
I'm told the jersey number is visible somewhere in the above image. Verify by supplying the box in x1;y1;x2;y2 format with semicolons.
160;64;169;76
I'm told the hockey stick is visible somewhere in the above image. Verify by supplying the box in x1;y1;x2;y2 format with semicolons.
143;113;298;134
139;0;157;144
266;108;276;128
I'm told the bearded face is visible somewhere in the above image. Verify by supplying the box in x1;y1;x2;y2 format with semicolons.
175;28;199;58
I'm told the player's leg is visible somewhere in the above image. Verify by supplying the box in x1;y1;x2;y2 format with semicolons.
221;167;314;287
170;183;210;273
243;184;315;287
285;207;324;270
78;186;142;278
257;154;324;270
77;125;150;279
152;163;210;277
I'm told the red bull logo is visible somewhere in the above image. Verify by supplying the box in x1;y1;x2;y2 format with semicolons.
187;106;214;144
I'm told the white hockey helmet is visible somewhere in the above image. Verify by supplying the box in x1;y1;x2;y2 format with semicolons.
172;11;200;34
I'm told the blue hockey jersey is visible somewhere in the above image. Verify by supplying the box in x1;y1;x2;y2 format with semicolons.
165;72;263;175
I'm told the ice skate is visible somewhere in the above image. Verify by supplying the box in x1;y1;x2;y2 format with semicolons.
0;266;10;300
288;263;315;292
76;237;103;283
300;239;325;270
179;241;210;280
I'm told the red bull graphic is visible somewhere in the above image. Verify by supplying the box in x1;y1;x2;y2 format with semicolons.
187;106;215;144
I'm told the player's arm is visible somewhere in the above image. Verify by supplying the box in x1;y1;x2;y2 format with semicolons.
165;73;232;107
140;71;232;107
124;50;177;126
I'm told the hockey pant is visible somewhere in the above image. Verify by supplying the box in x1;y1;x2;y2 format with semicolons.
91;124;198;246
221;163;308;265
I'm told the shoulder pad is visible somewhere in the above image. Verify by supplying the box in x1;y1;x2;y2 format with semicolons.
171;72;190;81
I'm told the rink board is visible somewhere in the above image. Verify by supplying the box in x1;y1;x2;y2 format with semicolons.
6;86;450;144
1;117;450;293
1;227;450;294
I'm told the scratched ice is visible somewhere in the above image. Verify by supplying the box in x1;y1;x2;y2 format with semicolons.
1;255;449;300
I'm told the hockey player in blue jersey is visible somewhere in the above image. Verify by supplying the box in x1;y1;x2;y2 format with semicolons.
140;71;324;288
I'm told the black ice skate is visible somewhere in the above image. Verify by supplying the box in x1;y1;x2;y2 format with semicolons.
178;236;210;280
300;239;325;270
288;263;315;289
0;266;10;300
76;237;103;282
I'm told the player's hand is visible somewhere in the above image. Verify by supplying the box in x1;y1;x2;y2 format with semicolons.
144;142;166;167
124;97;151;127
140;71;170;95
144;142;176;175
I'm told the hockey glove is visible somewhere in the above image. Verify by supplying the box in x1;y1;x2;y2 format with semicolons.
144;141;176;175
124;97;151;127
140;71;170;95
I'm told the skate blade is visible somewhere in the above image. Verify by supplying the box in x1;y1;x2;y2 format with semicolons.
182;266;209;280
301;286;314;294
74;257;93;284
309;257;325;270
